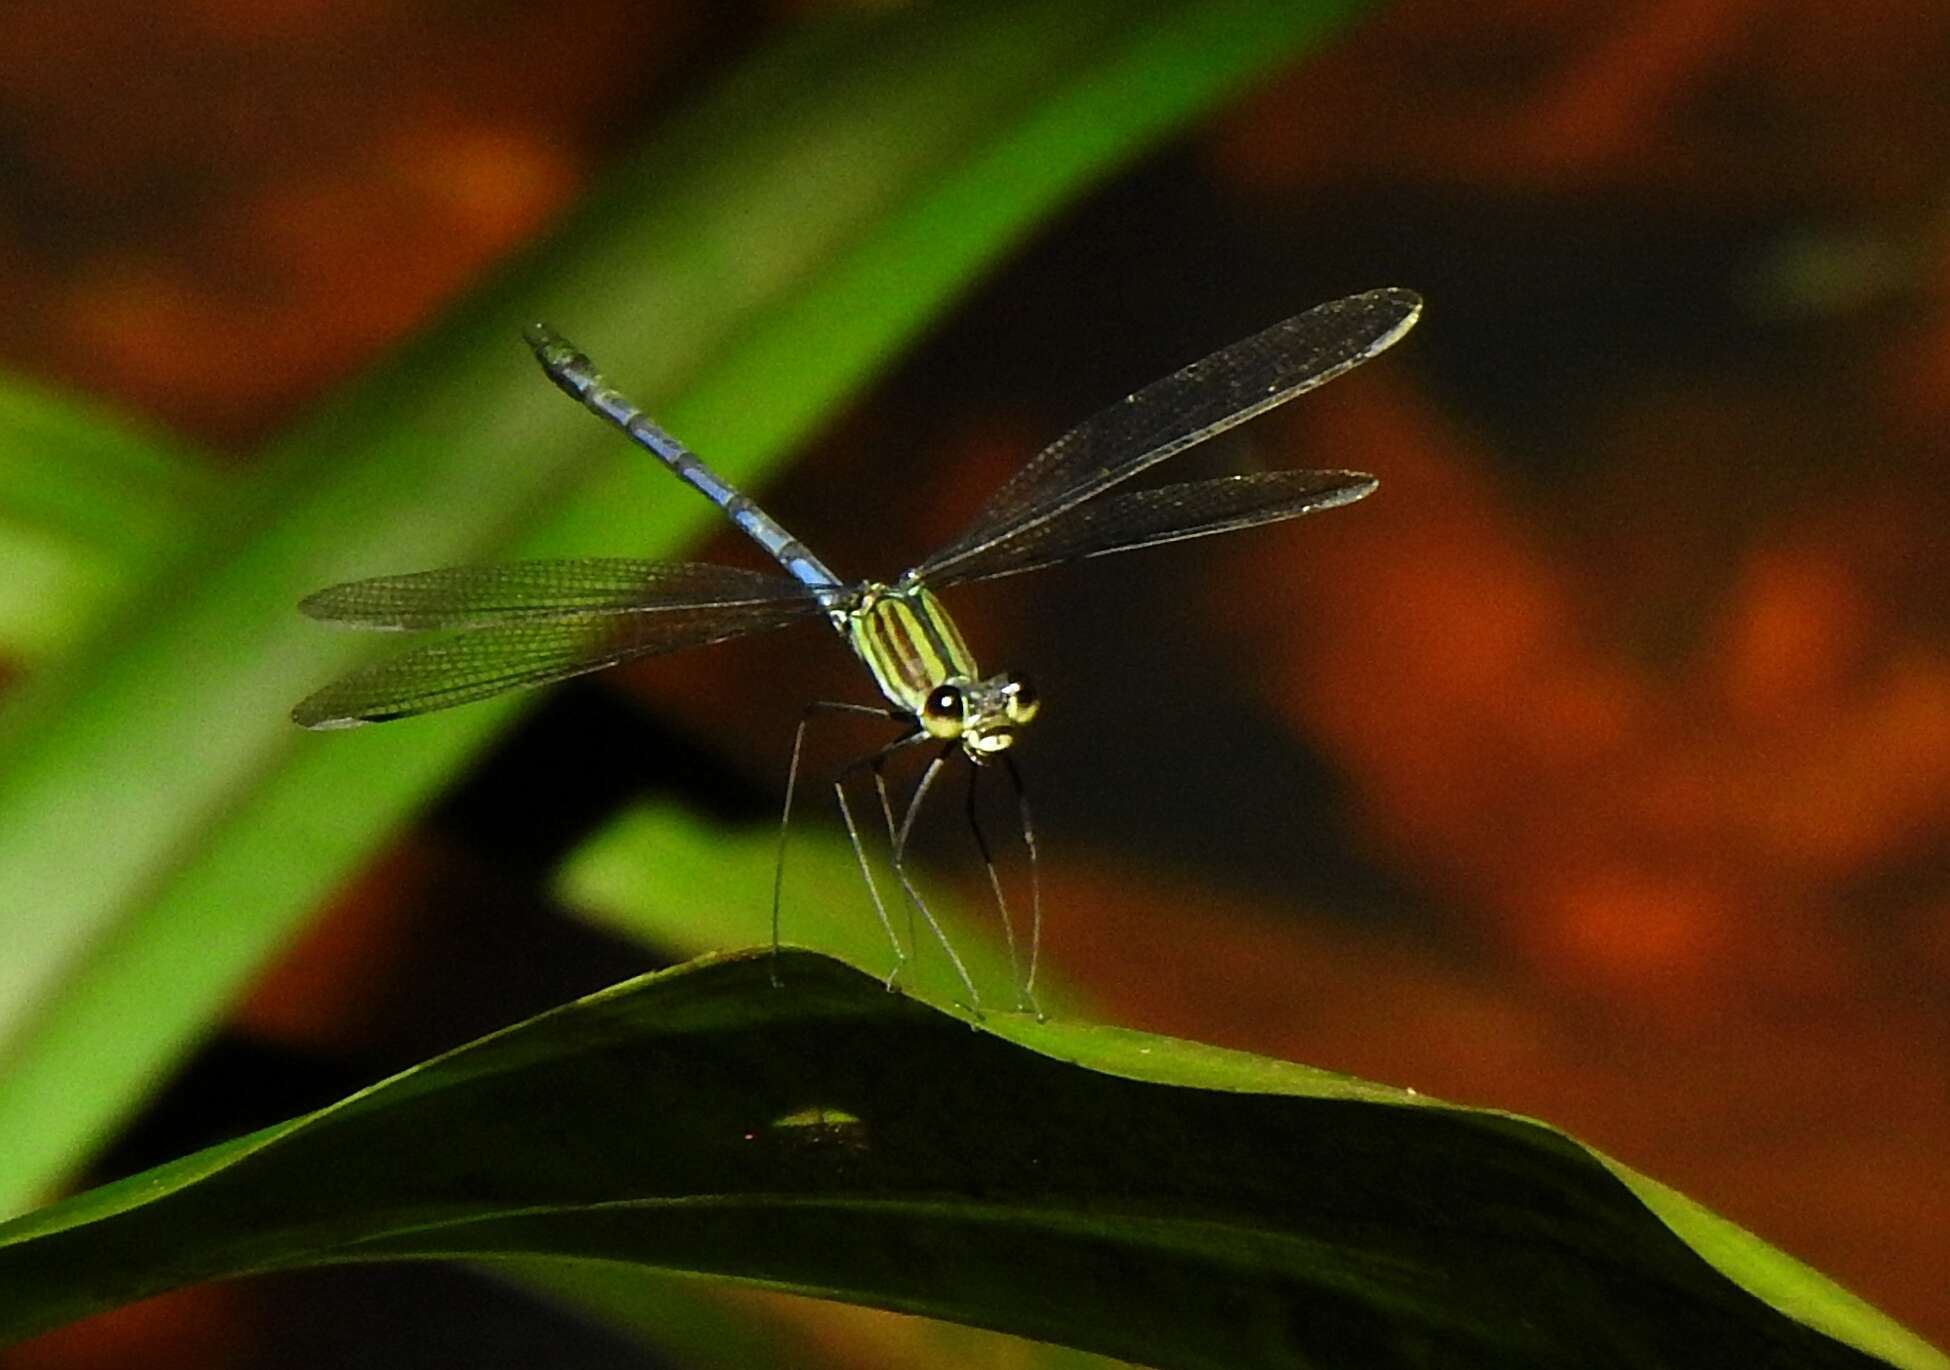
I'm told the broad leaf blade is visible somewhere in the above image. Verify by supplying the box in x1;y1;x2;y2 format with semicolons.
0;951;1931;1370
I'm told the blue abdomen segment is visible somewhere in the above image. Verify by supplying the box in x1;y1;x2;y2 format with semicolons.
525;324;845;600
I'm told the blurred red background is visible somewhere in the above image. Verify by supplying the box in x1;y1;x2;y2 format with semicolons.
1;2;1944;1366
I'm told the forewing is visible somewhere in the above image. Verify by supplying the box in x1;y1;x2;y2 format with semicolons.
299;559;816;630
291;596;825;729
910;288;1418;586
927;470;1377;588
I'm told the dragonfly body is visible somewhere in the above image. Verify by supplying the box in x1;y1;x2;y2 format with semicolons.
294;288;1423;1004
528;326;1038;761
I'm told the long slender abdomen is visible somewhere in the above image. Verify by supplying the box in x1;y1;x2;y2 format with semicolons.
523;323;846;598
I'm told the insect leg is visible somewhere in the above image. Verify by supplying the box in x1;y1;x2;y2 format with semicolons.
881;747;980;1011
1004;753;1041;1017
772;699;906;987
963;760;1022;1005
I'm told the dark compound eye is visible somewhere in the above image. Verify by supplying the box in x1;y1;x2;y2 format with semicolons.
921;684;965;737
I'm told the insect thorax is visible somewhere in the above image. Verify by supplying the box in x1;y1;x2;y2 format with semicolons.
844;583;1038;755
845;583;979;716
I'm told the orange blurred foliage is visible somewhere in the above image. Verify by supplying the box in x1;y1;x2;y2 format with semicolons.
1214;378;1948;1018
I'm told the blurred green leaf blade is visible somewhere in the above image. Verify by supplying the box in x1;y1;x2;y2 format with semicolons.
556;800;1078;1015
0;373;215;661
0;0;1381;1213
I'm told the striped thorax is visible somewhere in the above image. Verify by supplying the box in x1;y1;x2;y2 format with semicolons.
842;582;1039;759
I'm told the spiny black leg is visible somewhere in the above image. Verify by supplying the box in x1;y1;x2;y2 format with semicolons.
771;699;906;989
871;762;917;968
831;727;933;989
832;772;904;985
965;759;1021;1000
1004;753;1042;1017
886;747;980;1011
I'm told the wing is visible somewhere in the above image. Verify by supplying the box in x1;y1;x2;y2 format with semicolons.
925;470;1376;589
300;558;815;630
292;595;826;729
908;288;1418;587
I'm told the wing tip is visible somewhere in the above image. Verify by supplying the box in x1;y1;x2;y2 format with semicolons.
296;587;342;622
1333;471;1381;505
290;696;375;730
1363;286;1423;342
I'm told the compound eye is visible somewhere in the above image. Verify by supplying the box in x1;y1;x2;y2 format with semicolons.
1004;675;1040;726
920;683;965;738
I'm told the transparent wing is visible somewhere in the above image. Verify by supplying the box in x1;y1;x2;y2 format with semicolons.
926;470;1377;589
908;288;1419;587
292;596;827;729
300;558;820;630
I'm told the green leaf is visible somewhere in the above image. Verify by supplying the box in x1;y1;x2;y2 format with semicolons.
0;374;214;662
0;951;1934;1369
0;0;1368;1213
505;1258;1130;1370
558;800;1071;1015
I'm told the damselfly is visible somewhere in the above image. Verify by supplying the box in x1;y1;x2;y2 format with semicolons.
294;287;1422;1009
